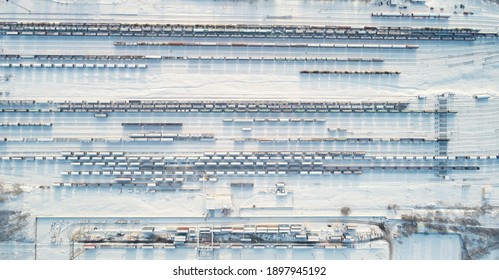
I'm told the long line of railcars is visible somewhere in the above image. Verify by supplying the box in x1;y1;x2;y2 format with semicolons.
1;100;457;114
5;152;490;161
0;54;385;63
1;22;490;40
0;63;147;69
114;41;418;49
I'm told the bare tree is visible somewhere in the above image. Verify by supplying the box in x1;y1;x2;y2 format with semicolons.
341;206;351;216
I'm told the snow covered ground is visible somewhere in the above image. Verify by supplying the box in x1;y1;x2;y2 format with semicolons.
393;233;462;260
0;0;498;260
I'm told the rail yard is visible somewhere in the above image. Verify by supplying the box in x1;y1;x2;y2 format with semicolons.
0;0;498;260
